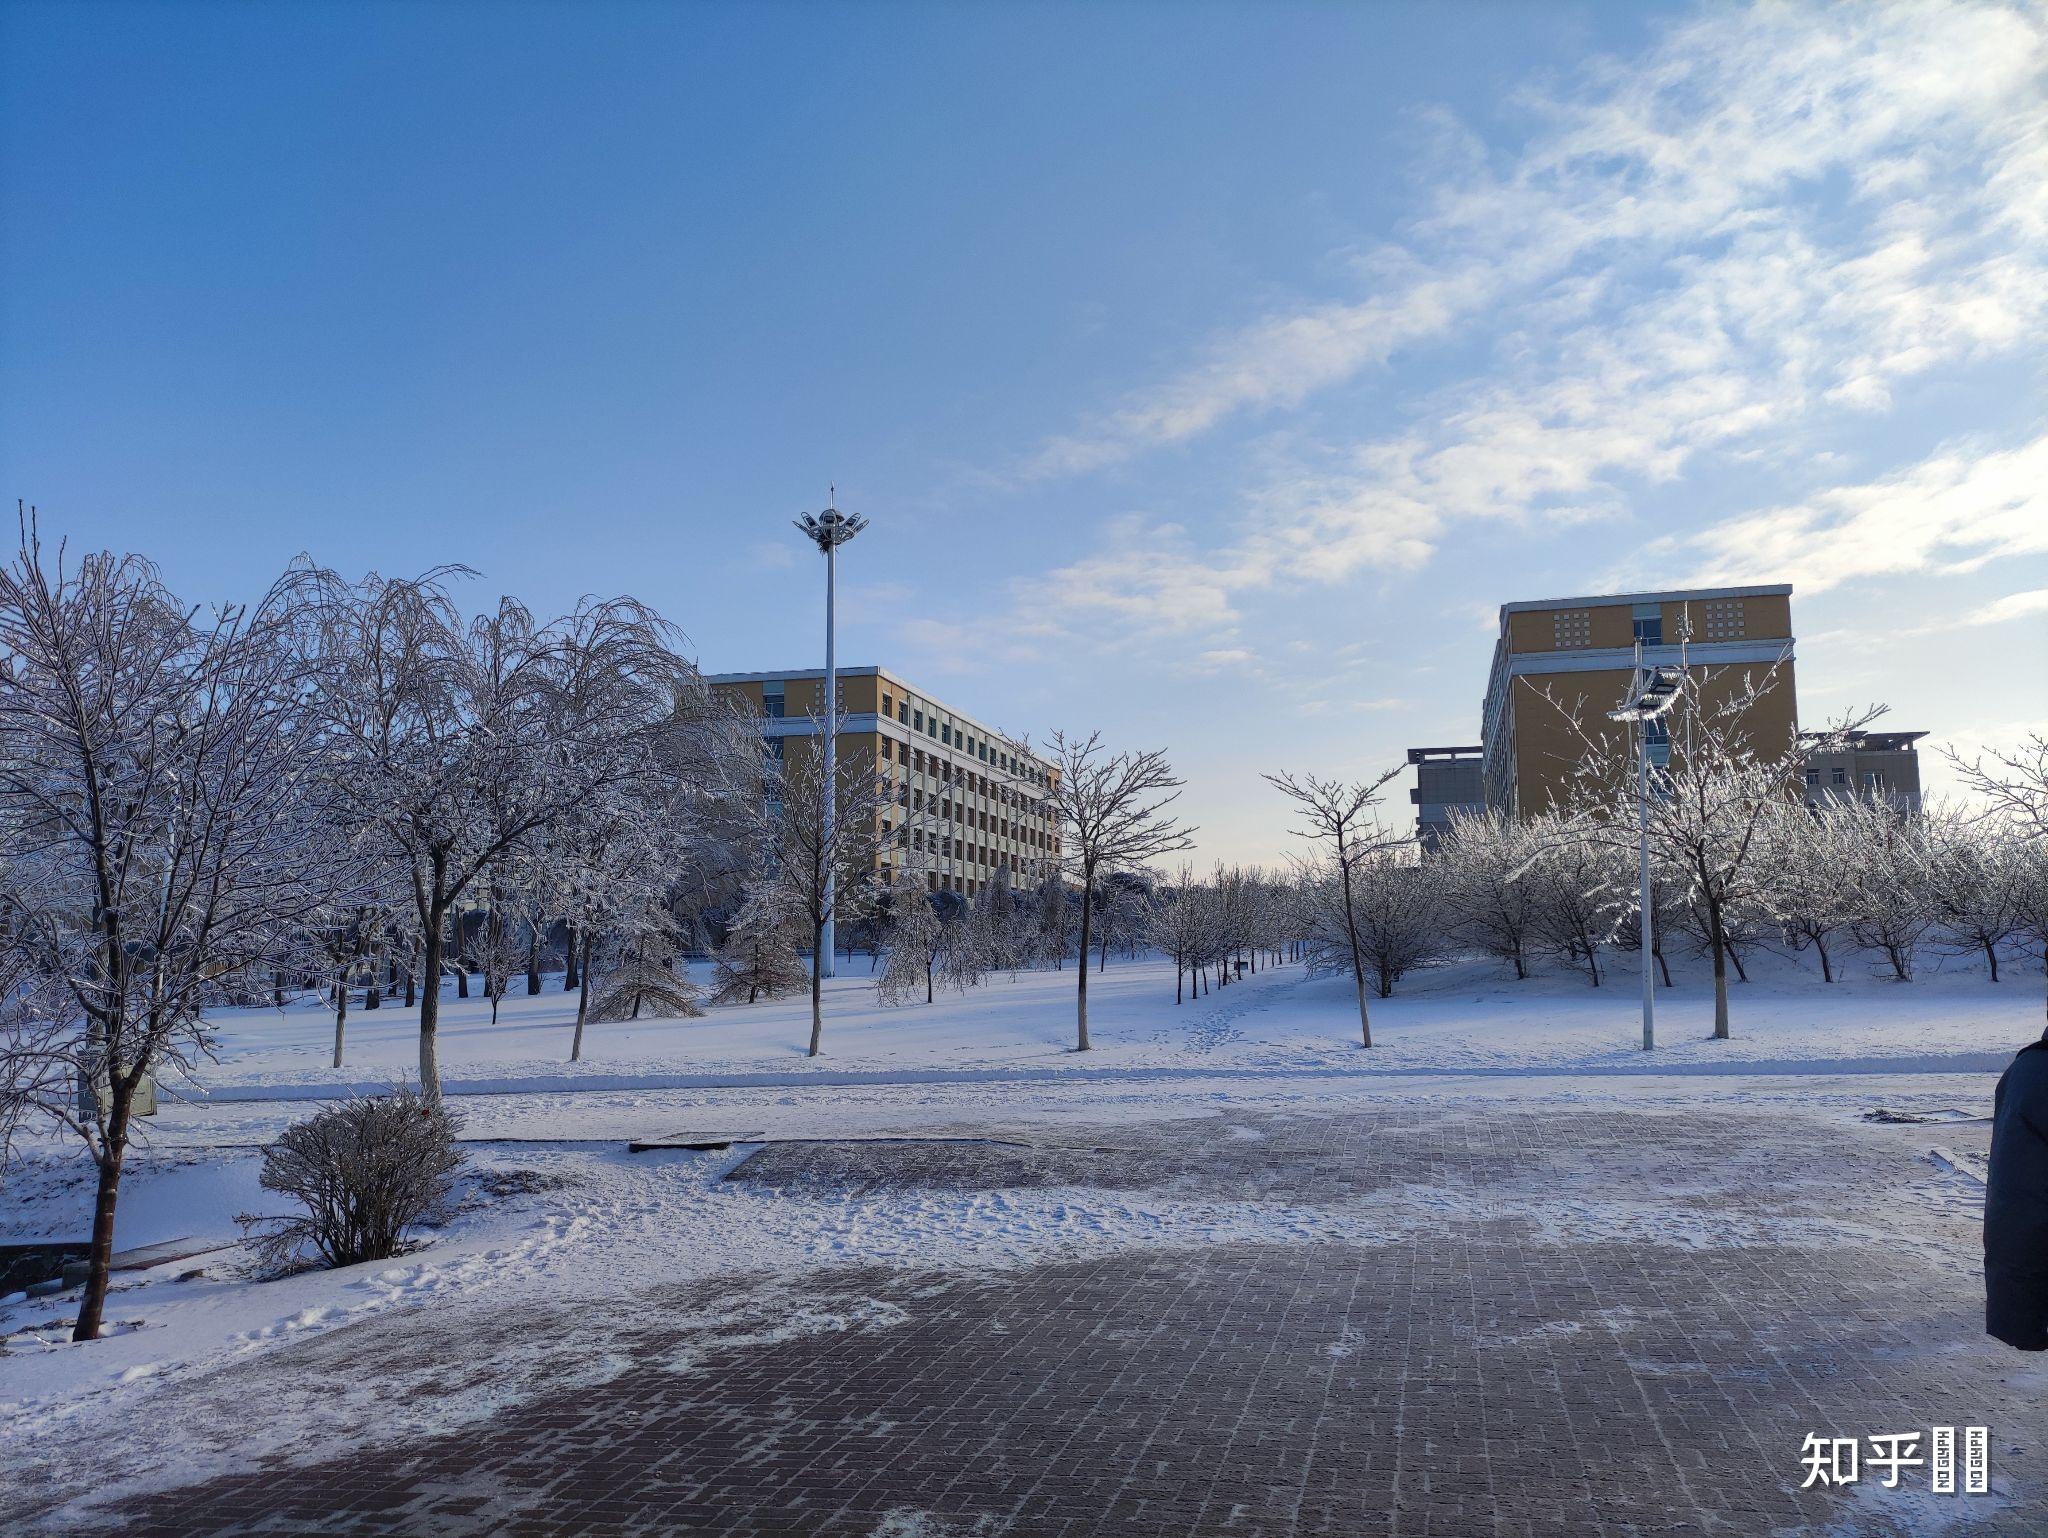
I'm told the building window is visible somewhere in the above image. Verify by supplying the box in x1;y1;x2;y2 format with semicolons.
1804;767;1820;787
913;708;924;731
898;700;909;724
1632;616;1662;646
1552;609;1592;649
762;681;785;719
1863;770;1884;790
1831;766;1849;787
881;693;893;716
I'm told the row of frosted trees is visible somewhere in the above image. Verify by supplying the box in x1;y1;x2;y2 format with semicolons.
1272;658;2048;1049
1310;795;2047;1002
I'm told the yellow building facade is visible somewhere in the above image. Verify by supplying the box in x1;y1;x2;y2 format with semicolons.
1479;585;1800;815
707;666;1061;898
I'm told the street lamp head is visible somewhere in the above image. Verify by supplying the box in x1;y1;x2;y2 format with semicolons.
1608;665;1684;722
794;500;870;552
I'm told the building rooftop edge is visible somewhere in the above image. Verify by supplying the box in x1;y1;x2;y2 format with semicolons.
704;666;1049;760
1498;583;1793;621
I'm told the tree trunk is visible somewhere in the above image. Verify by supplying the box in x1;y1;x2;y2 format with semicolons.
332;963;350;1068
564;921;580;990
527;925;542;995
1176;963;1183;1005
571;931;593;1061
73;1082;133;1342
365;943;383;1010
1339;842;1372;1048
808;920;825;1057
1815;935;1833;983
1709;905;1730;1039
1985;937;2001;983
1075;872;1093;1051
420;893;447;1102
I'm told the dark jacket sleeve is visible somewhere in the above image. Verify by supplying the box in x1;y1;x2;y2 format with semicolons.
1985;1044;2048;1351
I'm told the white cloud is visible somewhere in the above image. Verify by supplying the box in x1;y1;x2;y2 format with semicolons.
1014;0;2048;647
1634;429;2048;595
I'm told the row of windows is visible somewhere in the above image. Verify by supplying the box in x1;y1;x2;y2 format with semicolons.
1805;766;1883;789
883;739;1049;810
880;688;1047;787
896;786;1056;849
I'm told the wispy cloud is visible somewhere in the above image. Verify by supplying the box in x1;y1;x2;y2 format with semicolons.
1634;429;2048;595
1013;0;2048;647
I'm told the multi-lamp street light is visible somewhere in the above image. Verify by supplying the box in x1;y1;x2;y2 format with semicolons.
1609;661;1683;1050
794;495;867;979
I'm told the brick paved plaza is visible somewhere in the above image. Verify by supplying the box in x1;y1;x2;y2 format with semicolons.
25;1100;2048;1536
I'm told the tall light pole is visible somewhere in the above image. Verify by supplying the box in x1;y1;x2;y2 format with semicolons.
795;493;867;979
1609;659;1681;1051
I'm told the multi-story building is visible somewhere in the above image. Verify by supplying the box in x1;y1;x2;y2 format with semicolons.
1406;745;1484;852
705;666;1061;898
1802;729;1927;812
1478;585;1800;816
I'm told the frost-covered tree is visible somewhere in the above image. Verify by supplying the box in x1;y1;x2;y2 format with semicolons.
1438;810;1543;981
1841;799;1939;981
1034;873;1073;971
303;570;686;1100
1759;801;1861;982
1925;803;2032;983
1047;731;1193;1051
1539;657;1880;1037
1523;810;1619;986
585;932;702;1024
1945;735;2048;1026
1266;767;1406;1045
1147;866;1218;1004
0;521;340;1341
1303;851;1446;999
876;875;950;1005
710;882;809;1004
755;706;898;1055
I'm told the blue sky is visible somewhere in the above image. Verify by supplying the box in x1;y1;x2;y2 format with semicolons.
3;0;2043;867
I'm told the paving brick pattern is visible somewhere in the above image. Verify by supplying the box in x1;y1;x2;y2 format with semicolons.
64;1107;2048;1535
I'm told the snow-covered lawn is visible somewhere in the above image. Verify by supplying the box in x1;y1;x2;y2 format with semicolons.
175;946;2042;1101
1;946;2038;1526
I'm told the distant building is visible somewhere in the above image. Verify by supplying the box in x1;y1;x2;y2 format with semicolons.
1406;745;1484;853
705;667;1060;898
1479;585;1800;816
1802;729;1927;812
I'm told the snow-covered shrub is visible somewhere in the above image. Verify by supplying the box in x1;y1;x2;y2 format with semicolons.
239;1090;464;1272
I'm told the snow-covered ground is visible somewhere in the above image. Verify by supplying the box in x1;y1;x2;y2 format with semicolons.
167;945;2043;1101
1;946;2038;1526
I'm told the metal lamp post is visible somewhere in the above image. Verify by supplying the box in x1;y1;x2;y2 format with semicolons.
1608;660;1682;1051
795;493;867;979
